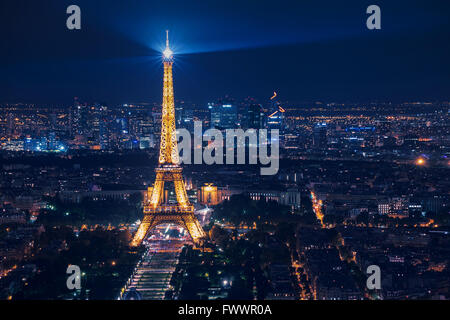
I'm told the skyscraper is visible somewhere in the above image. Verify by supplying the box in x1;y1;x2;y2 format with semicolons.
266;92;285;131
245;104;262;129
209;98;237;130
313;123;328;149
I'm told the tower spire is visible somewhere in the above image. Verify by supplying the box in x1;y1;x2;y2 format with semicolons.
163;30;173;59
166;30;170;48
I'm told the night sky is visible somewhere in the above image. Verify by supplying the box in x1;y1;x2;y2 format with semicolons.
0;0;449;105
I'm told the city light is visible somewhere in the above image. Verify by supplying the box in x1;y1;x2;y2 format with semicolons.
415;157;426;166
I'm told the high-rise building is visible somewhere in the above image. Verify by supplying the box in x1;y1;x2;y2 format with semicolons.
243;104;262;129
99;118;109;150
209;99;237;130
175;101;186;128
313;123;328;149
179;108;194;132
266;92;285;131
7;113;15;135
48;132;57;151
70;97;88;136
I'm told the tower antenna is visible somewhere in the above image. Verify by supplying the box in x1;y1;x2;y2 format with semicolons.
166;30;170;48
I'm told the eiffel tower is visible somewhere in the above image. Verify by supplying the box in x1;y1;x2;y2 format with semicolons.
130;31;206;247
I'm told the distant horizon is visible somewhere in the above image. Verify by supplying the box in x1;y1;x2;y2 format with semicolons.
1;98;449;109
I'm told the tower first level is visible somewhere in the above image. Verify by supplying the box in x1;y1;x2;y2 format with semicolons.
130;166;206;247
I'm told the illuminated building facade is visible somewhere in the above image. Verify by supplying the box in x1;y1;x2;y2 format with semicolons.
313;123;328;149
198;183;220;206
266;92;285;131
196;184;301;210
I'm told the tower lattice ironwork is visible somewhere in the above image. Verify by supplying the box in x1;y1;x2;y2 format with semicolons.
131;31;206;247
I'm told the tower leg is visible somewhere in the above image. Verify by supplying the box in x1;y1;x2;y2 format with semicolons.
149;174;165;207
130;215;155;247
181;214;207;243
131;213;206;247
173;173;189;207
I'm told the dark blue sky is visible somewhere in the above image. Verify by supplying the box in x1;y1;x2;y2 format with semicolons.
0;0;449;105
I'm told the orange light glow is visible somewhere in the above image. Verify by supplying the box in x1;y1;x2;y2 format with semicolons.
415;157;426;166
311;192;325;228
420;219;434;228
270;92;277;100
268;111;278;118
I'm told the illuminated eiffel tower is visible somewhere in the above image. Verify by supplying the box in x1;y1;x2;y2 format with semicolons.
131;31;206;247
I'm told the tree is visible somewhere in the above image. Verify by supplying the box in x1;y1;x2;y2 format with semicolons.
209;225;230;248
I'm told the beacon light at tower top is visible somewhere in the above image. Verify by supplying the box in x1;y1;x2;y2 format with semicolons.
163;47;173;59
